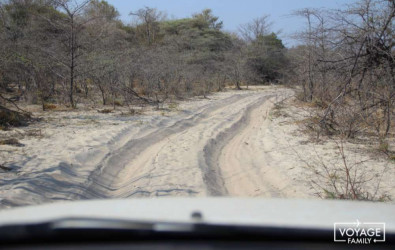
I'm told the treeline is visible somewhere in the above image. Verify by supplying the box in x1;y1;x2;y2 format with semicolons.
0;0;289;115
290;0;394;141
1;0;393;143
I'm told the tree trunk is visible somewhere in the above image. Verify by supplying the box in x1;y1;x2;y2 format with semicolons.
69;16;76;108
235;80;242;90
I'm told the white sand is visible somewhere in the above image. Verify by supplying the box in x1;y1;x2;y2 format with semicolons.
220;94;395;200
0;87;393;208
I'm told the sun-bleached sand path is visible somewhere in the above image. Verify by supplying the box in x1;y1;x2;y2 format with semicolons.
0;88;292;207
79;89;292;199
2;86;393;208
218;93;308;198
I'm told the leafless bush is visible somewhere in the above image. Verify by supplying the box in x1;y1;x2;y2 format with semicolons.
0;106;30;128
291;0;394;142
303;138;391;201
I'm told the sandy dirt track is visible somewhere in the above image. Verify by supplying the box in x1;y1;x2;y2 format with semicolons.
80;89;292;199
0;88;294;207
1;87;393;208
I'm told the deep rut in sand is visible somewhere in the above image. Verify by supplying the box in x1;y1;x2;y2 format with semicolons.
0;89;292;208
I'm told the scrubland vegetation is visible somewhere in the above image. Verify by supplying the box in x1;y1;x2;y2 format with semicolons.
0;0;392;141
1;0;392;141
290;0;394;143
0;0;393;203
0;0;288;115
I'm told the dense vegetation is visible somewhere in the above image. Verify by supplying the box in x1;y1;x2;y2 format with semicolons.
0;0;393;143
0;0;288;113
290;0;394;142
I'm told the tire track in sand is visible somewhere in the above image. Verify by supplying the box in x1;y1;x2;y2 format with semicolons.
217;90;297;197
80;92;267;198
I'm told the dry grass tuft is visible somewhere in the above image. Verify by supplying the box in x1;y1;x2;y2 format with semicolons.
302;139;391;202
98;109;113;114
0;138;24;147
113;100;123;106
43;103;57;110
25;129;43;138
0;107;30;128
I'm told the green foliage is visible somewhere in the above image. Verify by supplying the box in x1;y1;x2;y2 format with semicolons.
161;18;193;35
246;33;289;83
85;0;119;20
161;11;229;52
0;1;289;117
161;12;231;66
256;33;285;49
192;9;223;30
5;1;30;27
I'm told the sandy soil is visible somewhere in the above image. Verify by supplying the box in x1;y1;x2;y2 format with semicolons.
0;86;393;208
220;94;395;200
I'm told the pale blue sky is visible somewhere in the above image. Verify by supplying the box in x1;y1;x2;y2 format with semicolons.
106;0;359;47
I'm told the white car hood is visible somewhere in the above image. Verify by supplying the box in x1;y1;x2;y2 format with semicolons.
0;198;394;231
